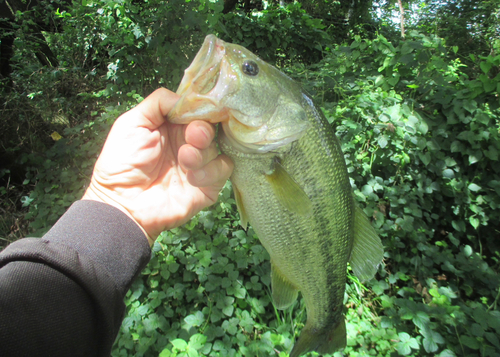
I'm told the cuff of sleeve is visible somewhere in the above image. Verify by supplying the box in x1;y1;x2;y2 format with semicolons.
43;200;151;296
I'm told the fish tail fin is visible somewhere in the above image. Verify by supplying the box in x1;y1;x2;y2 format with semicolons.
290;319;346;357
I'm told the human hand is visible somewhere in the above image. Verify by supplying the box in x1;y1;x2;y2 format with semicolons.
82;88;233;245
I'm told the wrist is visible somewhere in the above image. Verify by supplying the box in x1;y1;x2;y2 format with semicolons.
82;185;155;246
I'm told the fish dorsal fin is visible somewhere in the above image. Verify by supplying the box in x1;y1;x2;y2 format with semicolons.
349;205;384;282
271;260;299;310
233;183;248;230
265;160;313;216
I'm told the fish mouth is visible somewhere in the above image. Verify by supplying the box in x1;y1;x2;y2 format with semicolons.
168;35;231;124
176;35;222;96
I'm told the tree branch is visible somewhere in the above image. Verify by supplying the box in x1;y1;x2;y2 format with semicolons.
397;0;405;39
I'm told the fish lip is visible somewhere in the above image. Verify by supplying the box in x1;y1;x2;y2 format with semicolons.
176;35;228;97
169;35;233;124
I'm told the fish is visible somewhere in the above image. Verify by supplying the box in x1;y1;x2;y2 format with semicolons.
168;35;383;357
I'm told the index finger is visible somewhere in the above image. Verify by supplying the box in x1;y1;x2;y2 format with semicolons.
134;88;180;129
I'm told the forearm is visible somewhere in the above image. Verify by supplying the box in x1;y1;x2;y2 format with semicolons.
0;200;151;357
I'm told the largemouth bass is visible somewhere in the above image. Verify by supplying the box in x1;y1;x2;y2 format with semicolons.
168;35;383;357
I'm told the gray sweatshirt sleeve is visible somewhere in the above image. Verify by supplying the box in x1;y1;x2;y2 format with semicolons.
0;200;151;356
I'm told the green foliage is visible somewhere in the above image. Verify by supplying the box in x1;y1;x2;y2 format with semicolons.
214;2;329;65
54;0;209;98
21;106;124;236
2;1;500;356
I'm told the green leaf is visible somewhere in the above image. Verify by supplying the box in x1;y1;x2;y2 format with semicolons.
438;350;456;357
412;311;430;329
419;152;431;166
442;169;455;179
468;183;481;192
470;323;484;337
189;334;207;350
463;100;477;113
378;135;388;148
479;74;496;92
423;337;438;353
469;152;482;165
485;332;500;348
375;75;385;86
171;339;188;351
461;335;480;350
396;332;419;355
159;348;172;357
222;304;234;317
480;61;492;74
185;311;205;327
469;216;480;229
169;262;180;273
361;185;373;196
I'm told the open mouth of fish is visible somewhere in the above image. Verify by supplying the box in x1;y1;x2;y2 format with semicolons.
176;35;224;100
169;35;233;124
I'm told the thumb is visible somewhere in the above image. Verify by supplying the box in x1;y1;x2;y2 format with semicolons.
131;88;180;130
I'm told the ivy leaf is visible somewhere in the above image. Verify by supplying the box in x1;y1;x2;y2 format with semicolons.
468;183;481;192
159;348;172;357
461;335;480;350
423;336;438;353
171;339;188;351
378;135;388;148
438;350;457;357
222;304;234;317
480;61;492;74
396;332;419;355
412;311;430;329
185;311;205;327
419;152;431;166
188;334;207;350
421;327;444;353
469;216;480;229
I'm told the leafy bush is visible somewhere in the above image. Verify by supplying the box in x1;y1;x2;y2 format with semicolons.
214;2;329;65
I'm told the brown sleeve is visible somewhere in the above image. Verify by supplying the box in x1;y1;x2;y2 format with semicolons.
0;200;151;357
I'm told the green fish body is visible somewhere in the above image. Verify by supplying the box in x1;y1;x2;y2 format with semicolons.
169;35;383;357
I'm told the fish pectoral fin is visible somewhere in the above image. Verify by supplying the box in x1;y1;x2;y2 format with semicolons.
271;261;298;310
349;205;384;282
265;160;313;216
233;183;248;230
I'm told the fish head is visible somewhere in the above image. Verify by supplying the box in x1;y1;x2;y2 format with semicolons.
168;35;309;153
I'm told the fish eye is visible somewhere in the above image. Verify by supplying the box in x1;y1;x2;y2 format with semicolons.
242;61;259;76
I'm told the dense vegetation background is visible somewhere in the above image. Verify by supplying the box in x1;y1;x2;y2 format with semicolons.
1;0;500;356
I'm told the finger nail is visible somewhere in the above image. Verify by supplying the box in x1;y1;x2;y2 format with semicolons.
199;125;211;140
193;169;206;181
